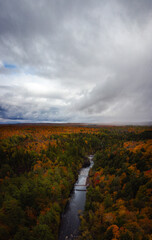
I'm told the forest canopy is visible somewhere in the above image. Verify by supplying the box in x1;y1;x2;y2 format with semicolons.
0;124;152;240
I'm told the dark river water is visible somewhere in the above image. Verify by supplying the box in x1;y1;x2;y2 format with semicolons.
58;155;94;240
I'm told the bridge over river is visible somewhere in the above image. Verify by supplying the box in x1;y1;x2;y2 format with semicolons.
58;155;94;240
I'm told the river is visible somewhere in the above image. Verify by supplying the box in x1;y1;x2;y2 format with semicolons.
58;155;94;240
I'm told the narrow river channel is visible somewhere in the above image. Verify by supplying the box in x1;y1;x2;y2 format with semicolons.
58;155;94;240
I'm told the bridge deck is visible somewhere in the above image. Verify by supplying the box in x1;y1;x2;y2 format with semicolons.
75;189;87;191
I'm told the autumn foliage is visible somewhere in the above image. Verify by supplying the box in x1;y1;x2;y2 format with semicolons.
0;124;101;240
79;127;152;240
0;124;152;240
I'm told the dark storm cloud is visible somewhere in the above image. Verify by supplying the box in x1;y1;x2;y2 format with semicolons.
0;0;152;123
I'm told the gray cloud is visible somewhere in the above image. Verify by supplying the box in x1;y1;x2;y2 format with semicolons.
0;0;152;123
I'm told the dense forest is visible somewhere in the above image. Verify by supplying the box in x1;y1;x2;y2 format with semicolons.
79;127;152;240
0;125;152;240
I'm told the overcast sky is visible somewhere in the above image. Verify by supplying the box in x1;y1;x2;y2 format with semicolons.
0;0;152;123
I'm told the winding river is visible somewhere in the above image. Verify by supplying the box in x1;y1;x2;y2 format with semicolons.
58;155;94;240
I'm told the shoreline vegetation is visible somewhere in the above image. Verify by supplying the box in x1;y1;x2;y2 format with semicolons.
0;125;152;240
